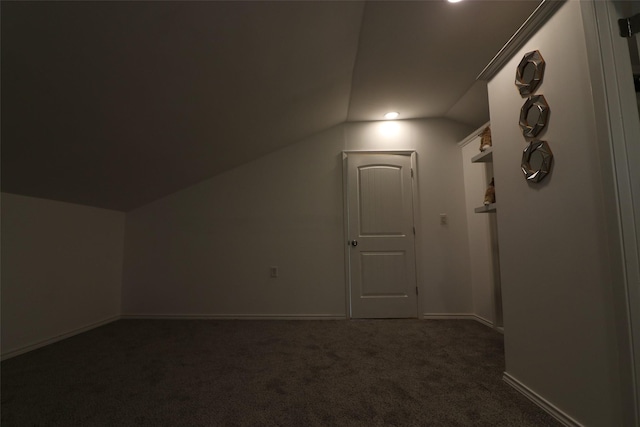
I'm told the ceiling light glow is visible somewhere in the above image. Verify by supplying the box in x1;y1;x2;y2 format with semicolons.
379;121;400;138
384;112;399;120
447;0;463;3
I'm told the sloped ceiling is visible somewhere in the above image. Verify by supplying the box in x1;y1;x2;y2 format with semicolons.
1;1;539;211
349;0;537;122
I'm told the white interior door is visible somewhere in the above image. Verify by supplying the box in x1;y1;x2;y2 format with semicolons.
346;152;418;319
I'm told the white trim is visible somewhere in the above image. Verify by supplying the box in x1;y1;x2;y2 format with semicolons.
477;0;566;81
1;315;121;361
120;313;346;320
503;372;583;427
457;120;491;148
582;3;640;423
343;151;421;319
423;313;475;320
342;140;352;319
411;151;424;319
423;313;482;321
472;314;494;329
423;313;498;330
342;149;415;155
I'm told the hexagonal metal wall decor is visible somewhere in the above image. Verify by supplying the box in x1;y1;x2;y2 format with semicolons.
521;140;553;183
515;50;545;97
519;94;549;139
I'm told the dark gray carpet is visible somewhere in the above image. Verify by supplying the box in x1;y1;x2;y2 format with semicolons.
2;319;562;426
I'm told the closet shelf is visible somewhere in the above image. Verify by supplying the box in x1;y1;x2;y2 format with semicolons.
474;203;497;213
471;147;493;163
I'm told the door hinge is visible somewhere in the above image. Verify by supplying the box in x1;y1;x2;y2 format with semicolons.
619;13;640;38
413;226;416;235
411;168;414;178
415;286;419;295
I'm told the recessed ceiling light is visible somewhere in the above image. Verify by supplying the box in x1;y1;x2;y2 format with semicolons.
448;0;463;3
384;112;399;119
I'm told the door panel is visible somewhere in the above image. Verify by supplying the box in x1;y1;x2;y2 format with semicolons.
360;251;408;296
359;166;405;235
347;153;418;319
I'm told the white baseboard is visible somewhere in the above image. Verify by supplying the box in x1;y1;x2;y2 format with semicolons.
423;312;476;320
472;314;494;328
4;313;502;360
423;313;496;329
1;315;121;361
503;372;583;427
120;313;347;320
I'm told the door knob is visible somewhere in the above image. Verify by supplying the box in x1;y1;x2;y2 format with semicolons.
350;240;358;247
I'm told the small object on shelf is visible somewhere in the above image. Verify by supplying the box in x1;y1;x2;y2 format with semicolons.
471;146;493;163
479;126;492;152
474;203;497;213
484;178;496;205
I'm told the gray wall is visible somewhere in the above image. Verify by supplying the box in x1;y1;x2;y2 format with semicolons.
487;2;625;425
122;118;474;318
122;126;347;317
1;118;474;358
460;133;496;325
1;193;125;358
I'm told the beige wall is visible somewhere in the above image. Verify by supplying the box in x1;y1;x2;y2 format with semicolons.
122;126;347;317
460;135;496;325
123;118;474;318
1;118;474;357
1;193;125;358
487;1;625;425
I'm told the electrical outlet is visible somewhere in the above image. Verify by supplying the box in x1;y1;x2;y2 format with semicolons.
270;266;278;278
440;213;448;225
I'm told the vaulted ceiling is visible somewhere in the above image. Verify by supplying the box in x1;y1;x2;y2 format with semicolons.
1;1;540;211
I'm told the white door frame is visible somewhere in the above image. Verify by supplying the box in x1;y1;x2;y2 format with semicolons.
342;150;422;319
583;2;640;425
